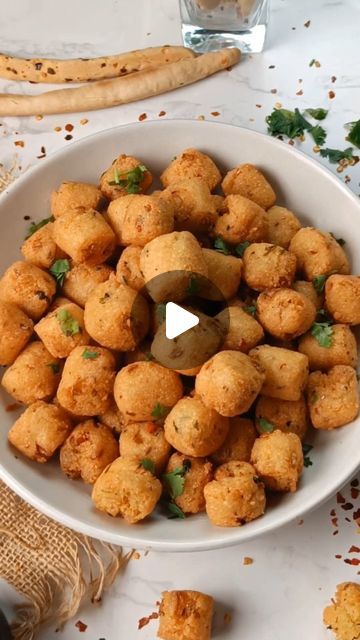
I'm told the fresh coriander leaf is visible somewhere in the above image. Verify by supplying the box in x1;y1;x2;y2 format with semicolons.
186;275;199;296
49;258;70;287
151;403;170;420
26;215;54;239
304;457;313;468
310;392;318;404
166;502;186;519
330;232;346;246
144;351;155;361
82;348;99;360
243;305;257;316
319;147;355;163
346;119;360;149
309;59;316;67
108;164;148;193
57;308;80;337
214;237;231;255
47;363;60;374
306;108;328;121
313;274;327;294
302;443;313;468
311;322;334;348
266;107;312;139
140;458;156;474
156;303;166;322
108;167;121;185
235;241;250;257
163;462;191;499
310;124;327;146
257;418;275;433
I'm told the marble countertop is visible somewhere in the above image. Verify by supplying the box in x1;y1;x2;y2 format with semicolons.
0;0;359;638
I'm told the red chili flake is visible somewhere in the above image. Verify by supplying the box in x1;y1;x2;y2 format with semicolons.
335;554;342;559
6;403;21;412
349;545;360;553
336;492;345;504
65;123;74;132
304;20;311;27
331;517;338;528
333;530;339;535
256;104;262;108
341;502;354;511
211;111;220;117
328;90;336;99
344;558;360;566
270;88;277;94
331;76;337;83
138;113;147;122
158;110;166;117
330;508;336;517
296;89;304;96
75;620;87;632
14;140;25;147
65;134;73;141
138;612;159;630
351;479;359;487
351;488;359;499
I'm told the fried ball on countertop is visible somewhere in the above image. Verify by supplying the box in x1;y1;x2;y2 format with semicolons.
120;422;171;473
164;453;213;514
114;361;183;423
323;582;360;640
160;148;221;191
195;350;265;417
99;154;152;200
60;419;118;484
217;306;264;353
211;417;257;464
158;590;214;640
204;461;266;527
255;395;308;440
57;346;116;416
53;208;116;266
299;325;357;370
107;194;174;247
164;396;229;457
84;275;149;351
92;456;162;523
158;178;217;234
325;275;360;325
250;345;309;401
51;181;105;218
293;280;323;311
62;262;113;308
0;261;56;320
0;300;33;366
34;302;90;358
256;288;316;340
221;163;276;210
8;401;72;463
266;205;301;249
243;243;296;291
289;227;350;280
201;249;242;300
1;341;61;405
306;365;359;430
116;246;145;291
21;222;67;269
214;194;268;244
251;430;303;492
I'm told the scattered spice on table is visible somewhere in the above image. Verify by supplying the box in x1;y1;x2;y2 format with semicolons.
335;554;342;559
64;134;73;141
336;492;345;504
75;620;88;632
54;126;62;132
138;113;147;121
349;546;360;553
304;20;311;27
35;114;43;120
14;140;24;147
224;612;232;625
138;611;159;630
211;111;220;116
65;123;74;132
256;104;262;108
268;64;275;69
298;519;304;525
158;110;166;117
331;75;337;83
243;557;253;565
296;89;303;96
270;88;277;94
80;118;89;125
197;115;205;120
5;403;20;412
328;90;336;99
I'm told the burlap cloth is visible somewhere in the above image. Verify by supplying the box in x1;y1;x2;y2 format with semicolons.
0;161;131;639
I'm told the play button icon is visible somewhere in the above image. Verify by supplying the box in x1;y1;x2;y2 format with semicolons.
165;302;199;340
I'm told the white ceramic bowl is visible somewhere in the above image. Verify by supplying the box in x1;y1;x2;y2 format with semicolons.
1;120;359;552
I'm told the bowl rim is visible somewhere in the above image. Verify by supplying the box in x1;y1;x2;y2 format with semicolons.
1;118;359;552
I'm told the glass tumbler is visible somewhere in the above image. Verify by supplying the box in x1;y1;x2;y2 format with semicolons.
180;0;269;53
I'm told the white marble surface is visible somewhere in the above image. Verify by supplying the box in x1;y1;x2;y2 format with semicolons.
0;0;360;638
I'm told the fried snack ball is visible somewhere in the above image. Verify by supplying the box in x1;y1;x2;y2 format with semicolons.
120;422;172;473
211;417;257;464
160;148;221;191
53;208;116;266
306;365;359;430
0;261;55;320
160;178;217;233
1;342;61;405
195;350;265;417
51;181;105;218
293;280;323;311
325;275;360;325
99;154;153;200
114;361;183;423
164;396;229;457
204;461;266;527
62;262;113;307
60;419;118;484
251;430;303;492
57;346;116;416
140;231;208;303
0;300;33;366
243;243;296;291
164;453;213;514
84;275;149;351
8;401;72;463
256;288;316;340
266;205;302;249
158;590;214;640
21;222;67;269
99;398;125;434
201;249;242;300
289;228;350;280
221;163;276;210
250;345;309;401
107;194;174;247
92;456;162;523
214;194;268;244
323;582;360;640
255;395;308;440
217;306;264;353
299;325;357;370
34;302;90;358
116;246;145;291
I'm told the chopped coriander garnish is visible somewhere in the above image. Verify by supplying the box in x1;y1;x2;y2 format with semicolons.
309;59;316;67
186;275;199;296
243;304;257;316
156;303;166;322
257;418;275;433
144;351;155;361
313;274;327;294
140;458;156;474
266;107;312;139
214;237;231;255
151;402;170;420
310;392;318;404
310;124;327;146
302;443;313;467
57;308;80;337
82;348;99;360
166;502;186;519
26;215;54;239
108;164;148;193
346;119;360;149
330;232;346;246
49;258;70;287
319;147;355;163
306;108;328;121
47;363;60;374
235;240;250;258
311;321;334;348
163;461;191;499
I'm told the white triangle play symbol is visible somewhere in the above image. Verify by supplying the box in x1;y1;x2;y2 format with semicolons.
165;302;199;340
